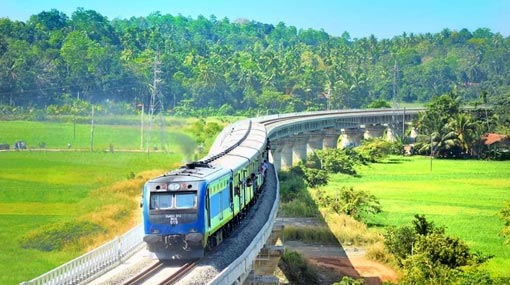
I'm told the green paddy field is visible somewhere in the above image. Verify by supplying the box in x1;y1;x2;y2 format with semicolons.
326;156;510;277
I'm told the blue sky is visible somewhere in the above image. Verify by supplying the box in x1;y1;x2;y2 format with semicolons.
1;0;509;39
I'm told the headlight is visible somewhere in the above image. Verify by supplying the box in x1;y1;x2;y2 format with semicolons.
168;183;180;190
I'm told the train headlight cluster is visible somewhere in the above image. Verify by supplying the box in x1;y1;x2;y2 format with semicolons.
168;183;180;190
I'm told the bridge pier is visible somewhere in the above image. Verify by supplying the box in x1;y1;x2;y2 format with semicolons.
364;124;386;139
280;140;294;169
306;132;323;155
323;129;339;149
270;144;283;171
385;127;397;142
292;135;308;166
244;224;284;285
339;128;364;148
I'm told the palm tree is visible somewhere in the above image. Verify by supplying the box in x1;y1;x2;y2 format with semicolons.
447;113;479;156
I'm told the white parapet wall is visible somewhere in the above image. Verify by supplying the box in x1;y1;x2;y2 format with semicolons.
207;165;280;285
20;225;144;285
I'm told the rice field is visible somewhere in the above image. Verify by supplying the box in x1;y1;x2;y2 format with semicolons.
324;156;510;277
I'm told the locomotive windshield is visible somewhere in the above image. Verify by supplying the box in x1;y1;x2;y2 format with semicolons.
175;193;197;208
149;192;197;210
150;193;172;209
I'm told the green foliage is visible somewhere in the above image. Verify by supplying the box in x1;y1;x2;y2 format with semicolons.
278;167;321;217
279;198;320;217
499;201;510;245
185;119;225;158
333;276;365;285
413;214;444;235
355;138;396;162
415;233;471;268
366;99;392;109
414;90;491;158
283;226;338;244
400;254;496;285
279;250;320;285
19;221;105;251
383;214;496;284
301;166;329;188
384;225;416;262
324;187;381;221
2;9;510;126
312;149;358;175
278;166;306;202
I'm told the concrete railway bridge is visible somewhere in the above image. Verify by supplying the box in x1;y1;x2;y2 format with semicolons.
21;108;422;285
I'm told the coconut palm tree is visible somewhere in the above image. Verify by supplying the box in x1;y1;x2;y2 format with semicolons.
447;113;479;156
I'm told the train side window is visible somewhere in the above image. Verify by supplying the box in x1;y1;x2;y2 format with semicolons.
150;193;172;209
175;193;197;209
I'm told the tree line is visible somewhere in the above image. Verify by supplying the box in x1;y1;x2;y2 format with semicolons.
1;8;510;117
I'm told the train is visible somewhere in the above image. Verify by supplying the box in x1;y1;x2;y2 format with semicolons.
141;120;269;259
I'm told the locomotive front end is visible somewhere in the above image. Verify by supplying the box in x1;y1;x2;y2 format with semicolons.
142;177;206;260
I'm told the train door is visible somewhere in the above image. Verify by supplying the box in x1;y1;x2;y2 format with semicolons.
206;187;211;229
230;176;240;215
241;169;247;206
219;184;224;221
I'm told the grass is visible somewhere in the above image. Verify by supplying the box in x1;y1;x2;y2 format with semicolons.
1;119;197;151
0;118;203;285
323;155;510;277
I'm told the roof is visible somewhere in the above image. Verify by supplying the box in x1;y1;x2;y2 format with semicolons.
482;133;510;145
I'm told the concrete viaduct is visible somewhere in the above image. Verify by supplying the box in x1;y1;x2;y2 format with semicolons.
257;108;421;170
210;108;422;284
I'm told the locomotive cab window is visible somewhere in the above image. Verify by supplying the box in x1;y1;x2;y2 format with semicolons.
175;193;197;209
150;193;172;209
149;191;197;210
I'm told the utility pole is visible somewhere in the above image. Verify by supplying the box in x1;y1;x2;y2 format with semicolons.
140;103;144;150
391;59;400;135
148;51;165;156
393;59;398;109
90;104;95;152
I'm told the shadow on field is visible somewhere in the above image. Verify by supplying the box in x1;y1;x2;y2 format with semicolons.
277;167;386;285
378;157;411;164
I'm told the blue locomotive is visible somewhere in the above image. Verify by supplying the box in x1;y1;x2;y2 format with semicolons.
141;121;268;259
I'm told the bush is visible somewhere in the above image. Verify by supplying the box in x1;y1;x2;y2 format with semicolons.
279;167;306;202
384;225;416;262
320;187;381;222
415;233;471;268
279;249;320;285
279;197;320;217
301;166;329;188
283;226;338;245
333;276;365;285
309;149;357;175
355;138;396;162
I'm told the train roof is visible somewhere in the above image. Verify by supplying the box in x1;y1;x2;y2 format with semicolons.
208;121;267;156
149;163;230;184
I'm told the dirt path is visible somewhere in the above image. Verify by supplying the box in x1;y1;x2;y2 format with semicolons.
278;218;397;285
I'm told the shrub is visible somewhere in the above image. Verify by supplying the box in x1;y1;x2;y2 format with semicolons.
415;233;471;268
333;276;365;285
279;249;320;285
355;138;396;162
320;187;381;222
384;225;416;262
283;225;338;245
279;167;306;202
301;166;329;188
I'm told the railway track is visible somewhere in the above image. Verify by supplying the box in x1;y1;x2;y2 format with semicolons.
122;260;197;285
